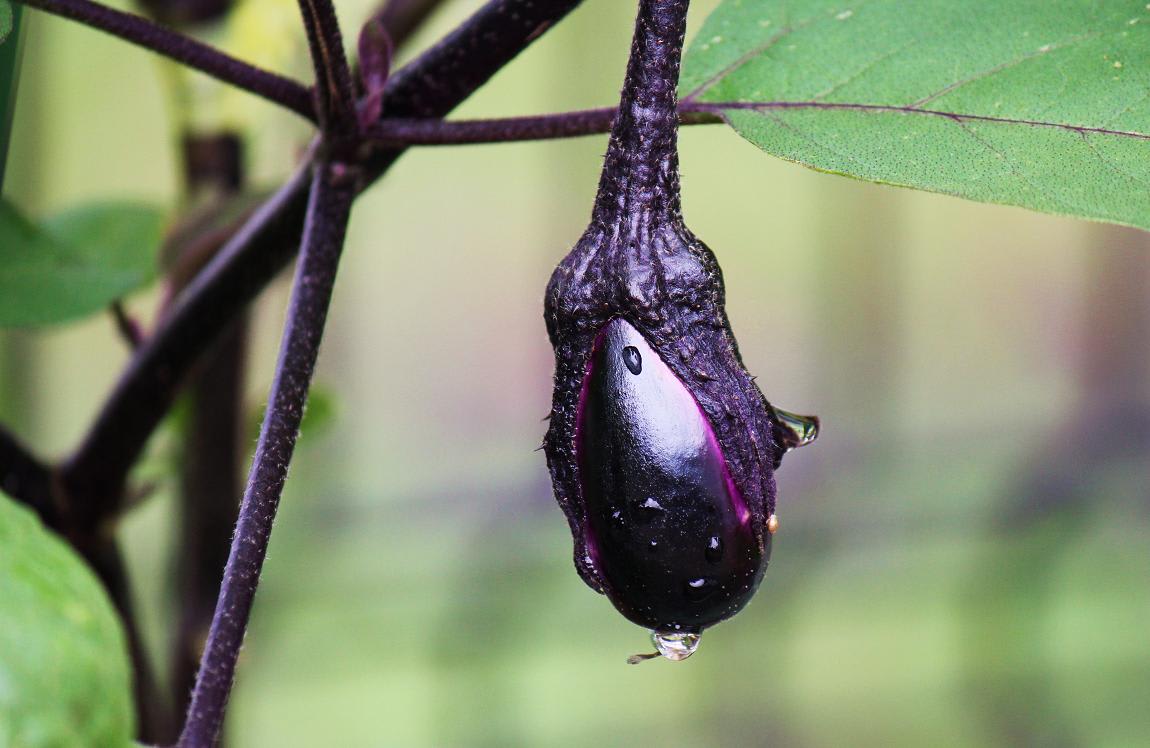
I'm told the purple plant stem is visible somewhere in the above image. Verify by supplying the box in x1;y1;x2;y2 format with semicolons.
174;4;587;743
177;163;354;747
364;106;719;146
377;0;582;121
14;0;315;121
297;0;356;130
593;0;690;225
59;0;586;531
170;132;249;741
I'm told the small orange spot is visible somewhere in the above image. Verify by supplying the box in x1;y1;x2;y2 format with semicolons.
767;514;779;534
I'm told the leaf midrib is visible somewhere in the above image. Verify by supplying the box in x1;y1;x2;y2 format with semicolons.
680;100;1150;142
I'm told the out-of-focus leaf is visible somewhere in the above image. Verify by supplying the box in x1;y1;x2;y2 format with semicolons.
249;385;338;444
0;2;12;44
0;199;165;327
682;0;1150;230
0;491;135;747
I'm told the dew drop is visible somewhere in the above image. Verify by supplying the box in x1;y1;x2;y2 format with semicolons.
621;345;642;375
773;407;820;452
704;536;724;563
652;631;701;661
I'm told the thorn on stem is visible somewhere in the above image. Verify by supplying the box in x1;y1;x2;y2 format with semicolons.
111;301;146;350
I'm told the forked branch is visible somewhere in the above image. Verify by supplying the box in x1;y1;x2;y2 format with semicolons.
59;0;587;530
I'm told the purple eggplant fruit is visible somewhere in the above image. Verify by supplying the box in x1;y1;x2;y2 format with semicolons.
542;0;817;660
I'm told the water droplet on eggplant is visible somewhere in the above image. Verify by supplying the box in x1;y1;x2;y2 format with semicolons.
773;407;820;452
705;536;723;563
622;345;642;374
652;631;701;661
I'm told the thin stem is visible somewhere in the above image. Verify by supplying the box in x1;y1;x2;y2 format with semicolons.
15;0;316;121
177;161;355;748
364;106;720;147
593;0;689;224
79;536;176;743
111;301;145;350
170;132;249;737
297;0;356;130
379;0;585;121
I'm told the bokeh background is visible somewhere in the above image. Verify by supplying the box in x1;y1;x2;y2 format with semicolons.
3;0;1149;745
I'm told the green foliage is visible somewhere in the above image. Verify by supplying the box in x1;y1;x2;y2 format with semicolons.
683;0;1150;230
0;2;11;45
0;200;165;327
0;492;135;747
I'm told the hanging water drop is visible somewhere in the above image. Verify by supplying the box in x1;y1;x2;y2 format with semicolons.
622;345;643;375
773;407;820;452
653;630;701;661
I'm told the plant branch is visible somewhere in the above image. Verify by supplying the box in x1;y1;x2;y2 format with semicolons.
297;0;356;130
177;161;354;748
60;0;586;532
77;535;176;743
170;133;249;741
15;0;316;121
0;424;55;524
364;106;720;147
60;156;315;530
378;0;582;122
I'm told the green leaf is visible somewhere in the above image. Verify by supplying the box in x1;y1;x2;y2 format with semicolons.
0;200;165;327
682;1;1150;230
0;492;135;747
0;2;12;44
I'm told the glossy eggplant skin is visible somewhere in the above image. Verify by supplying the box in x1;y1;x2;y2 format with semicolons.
576;318;770;631
543;215;782;633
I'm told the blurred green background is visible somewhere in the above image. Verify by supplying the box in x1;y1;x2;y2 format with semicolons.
3;0;1149;745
